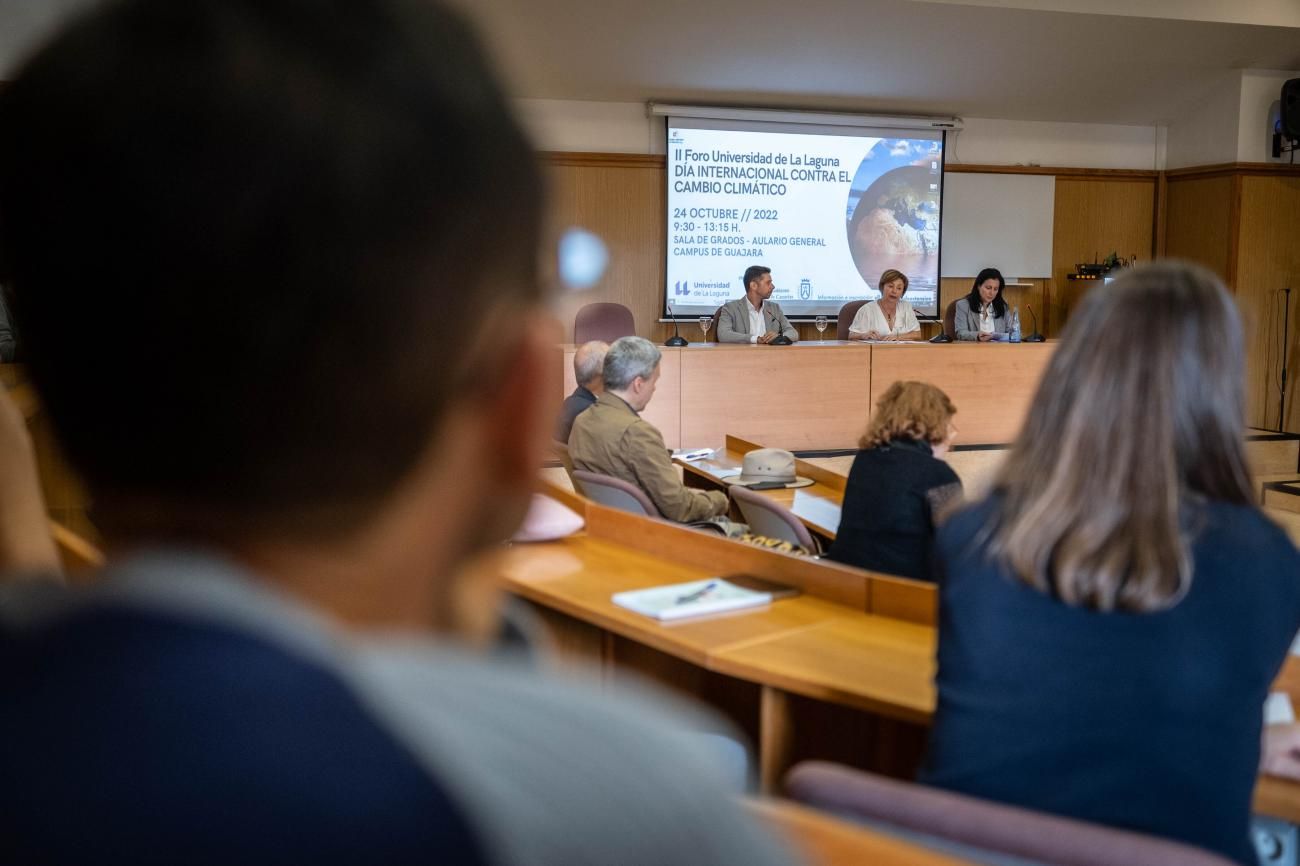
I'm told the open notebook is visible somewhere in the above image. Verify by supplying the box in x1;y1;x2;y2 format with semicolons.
612;576;797;622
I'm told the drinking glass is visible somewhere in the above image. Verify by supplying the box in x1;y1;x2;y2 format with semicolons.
699;316;712;340
814;315;829;341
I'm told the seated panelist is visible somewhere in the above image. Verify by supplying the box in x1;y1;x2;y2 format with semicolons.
953;268;1009;341
716;265;798;344
569;337;728;523
848;269;921;341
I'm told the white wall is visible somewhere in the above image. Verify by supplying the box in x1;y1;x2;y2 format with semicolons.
1164;72;1243;169
946;117;1159;170
521;88;1300;170
515;99;665;154
1163;69;1300;169
516;98;1163;169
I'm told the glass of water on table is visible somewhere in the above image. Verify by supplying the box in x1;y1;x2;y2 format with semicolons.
699;316;712;341
814;315;828;341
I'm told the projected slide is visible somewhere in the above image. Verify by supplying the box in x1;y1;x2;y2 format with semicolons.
665;121;943;319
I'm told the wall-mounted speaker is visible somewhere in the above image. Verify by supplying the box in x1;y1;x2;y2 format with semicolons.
1283;78;1300;141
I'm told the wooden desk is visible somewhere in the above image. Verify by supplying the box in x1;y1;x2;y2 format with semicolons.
559;342;1056;450
1255;657;1300;824
508;487;1300;824
498;532;934;791
496;534;854;668
678;435;846;541
678;342;873;450
504;486;939;787
868;342;1054;447
681;436;1015;533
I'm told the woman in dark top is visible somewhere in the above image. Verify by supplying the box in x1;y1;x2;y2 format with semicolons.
826;381;961;580
920;261;1300;865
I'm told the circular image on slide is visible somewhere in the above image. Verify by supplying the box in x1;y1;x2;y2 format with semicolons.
845;140;940;293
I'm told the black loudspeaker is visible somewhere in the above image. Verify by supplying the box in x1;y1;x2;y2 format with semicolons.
1283;78;1300;141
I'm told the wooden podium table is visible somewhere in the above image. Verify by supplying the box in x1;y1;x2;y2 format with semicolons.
559;341;1055;450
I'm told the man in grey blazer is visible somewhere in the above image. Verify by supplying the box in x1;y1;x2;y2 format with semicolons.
716;265;799;344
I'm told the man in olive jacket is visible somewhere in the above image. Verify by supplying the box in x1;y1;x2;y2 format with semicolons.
569;337;728;522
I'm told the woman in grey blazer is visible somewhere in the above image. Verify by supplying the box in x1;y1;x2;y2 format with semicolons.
953;268;1009;341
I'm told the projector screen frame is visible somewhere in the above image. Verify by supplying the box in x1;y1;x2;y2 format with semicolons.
660;109;949;324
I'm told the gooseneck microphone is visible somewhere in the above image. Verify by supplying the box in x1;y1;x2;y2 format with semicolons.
766;301;793;345
664;299;688;347
1024;304;1046;343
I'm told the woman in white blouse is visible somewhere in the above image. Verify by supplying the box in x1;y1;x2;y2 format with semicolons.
848;268;921;341
952;268;1009;341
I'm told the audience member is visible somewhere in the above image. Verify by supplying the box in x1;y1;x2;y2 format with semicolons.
826;381;960;579
569;336;729;522
920;261;1300;865
0;2;793;864
555;340;607;442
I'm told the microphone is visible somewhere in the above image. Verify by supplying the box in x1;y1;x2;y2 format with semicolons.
664;298;688;347
1024;304;1046;343
765;300;793;345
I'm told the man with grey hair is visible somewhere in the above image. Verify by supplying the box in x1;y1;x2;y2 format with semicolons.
569;336;728;523
555;340;607;442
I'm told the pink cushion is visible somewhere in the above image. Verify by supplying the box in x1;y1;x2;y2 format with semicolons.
511;494;585;542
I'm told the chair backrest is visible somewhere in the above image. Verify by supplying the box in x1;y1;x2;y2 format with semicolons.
784;762;1237;866
550;439;574;481
836;300;868;340
710;307;723;342
730;485;818;553
574;303;635;344
943;298;959;338
571;470;660;517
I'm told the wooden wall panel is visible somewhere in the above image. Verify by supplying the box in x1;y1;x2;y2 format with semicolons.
1235;176;1300;430
544;159;669;343
1163;175;1234;281
938;277;1051;336
1050;178;1156;333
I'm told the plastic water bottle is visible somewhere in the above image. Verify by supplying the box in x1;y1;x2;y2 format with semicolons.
1010;307;1021;343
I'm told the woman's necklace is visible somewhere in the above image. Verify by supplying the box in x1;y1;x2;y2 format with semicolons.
881;302;897;331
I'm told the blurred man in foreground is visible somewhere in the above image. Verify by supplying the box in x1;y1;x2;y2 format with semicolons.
0;2;791;863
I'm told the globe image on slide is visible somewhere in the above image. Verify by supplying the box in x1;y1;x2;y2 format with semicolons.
845;140;940;293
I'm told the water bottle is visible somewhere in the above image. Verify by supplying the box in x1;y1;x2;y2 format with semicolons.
1010;307;1021;343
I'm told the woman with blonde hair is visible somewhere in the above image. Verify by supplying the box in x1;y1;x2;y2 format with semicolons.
921;261;1300;864
826;380;961;579
847;269;922;341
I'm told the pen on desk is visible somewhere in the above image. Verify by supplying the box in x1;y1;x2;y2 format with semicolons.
676;580;719;604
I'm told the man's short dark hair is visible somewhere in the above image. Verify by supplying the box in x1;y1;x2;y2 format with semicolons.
0;0;542;537
742;266;771;291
